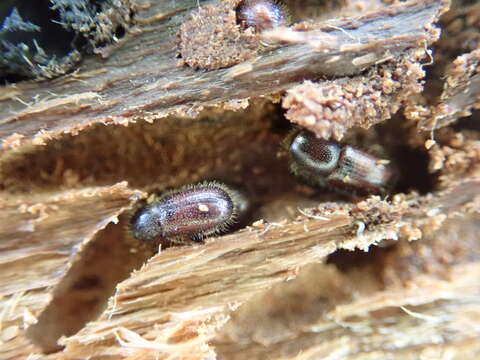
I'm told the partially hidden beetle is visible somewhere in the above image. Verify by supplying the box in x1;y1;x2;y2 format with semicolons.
288;130;396;195
236;0;287;32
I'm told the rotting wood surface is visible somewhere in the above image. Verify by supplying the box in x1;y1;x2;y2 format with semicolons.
60;181;480;359
1;0;480;359
0;0;446;150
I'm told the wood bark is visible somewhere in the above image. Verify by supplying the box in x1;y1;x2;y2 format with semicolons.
1;0;480;359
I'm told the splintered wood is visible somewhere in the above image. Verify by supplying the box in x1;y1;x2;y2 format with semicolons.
60;182;480;360
0;184;146;357
0;0;446;149
1;0;480;359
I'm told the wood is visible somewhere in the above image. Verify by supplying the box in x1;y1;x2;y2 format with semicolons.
0;0;446;149
1;0;480;359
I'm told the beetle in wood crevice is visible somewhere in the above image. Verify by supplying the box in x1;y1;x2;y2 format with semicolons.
130;181;247;243
287;129;397;196
236;0;288;32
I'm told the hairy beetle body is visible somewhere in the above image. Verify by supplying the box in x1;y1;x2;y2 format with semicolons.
131;182;245;243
